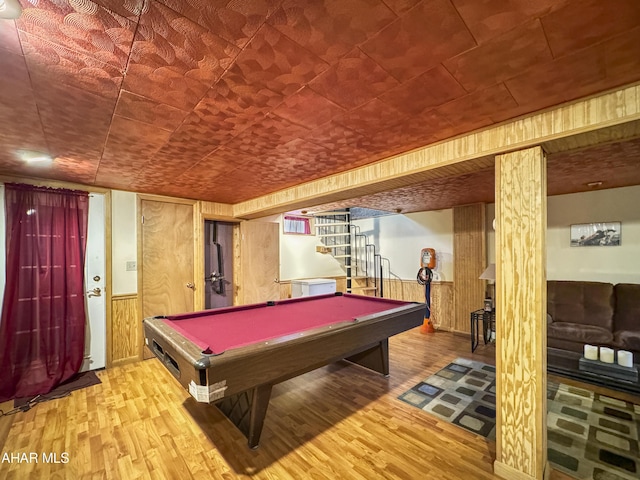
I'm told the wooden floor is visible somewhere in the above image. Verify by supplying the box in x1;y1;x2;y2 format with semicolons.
1;329;611;479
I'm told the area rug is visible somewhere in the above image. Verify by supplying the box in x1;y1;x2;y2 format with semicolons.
13;370;101;410
398;358;640;480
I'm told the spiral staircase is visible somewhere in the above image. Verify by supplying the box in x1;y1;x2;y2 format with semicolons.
313;209;397;297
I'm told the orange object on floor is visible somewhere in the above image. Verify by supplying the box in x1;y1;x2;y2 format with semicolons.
420;317;435;334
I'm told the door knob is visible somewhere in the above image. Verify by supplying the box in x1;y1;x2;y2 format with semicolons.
186;282;195;289
87;287;101;297
207;271;224;282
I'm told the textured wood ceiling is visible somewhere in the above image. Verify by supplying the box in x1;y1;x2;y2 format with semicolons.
0;0;639;213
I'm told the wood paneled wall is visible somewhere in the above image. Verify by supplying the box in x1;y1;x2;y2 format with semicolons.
110;294;140;366
453;204;486;334
199;200;235;219
279;280;292;299
382;279;454;331
494;147;548;480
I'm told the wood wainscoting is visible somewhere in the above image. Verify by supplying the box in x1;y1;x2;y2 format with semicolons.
382;279;454;332
453;204;486;335
279;280;292;300
110;294;140;367
279;278;454;332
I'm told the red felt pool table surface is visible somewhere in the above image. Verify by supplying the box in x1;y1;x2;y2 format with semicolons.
163;293;416;355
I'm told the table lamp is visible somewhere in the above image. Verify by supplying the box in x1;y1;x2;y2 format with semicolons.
479;263;496;311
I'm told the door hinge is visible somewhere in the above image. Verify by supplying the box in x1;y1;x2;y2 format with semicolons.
141;215;144;224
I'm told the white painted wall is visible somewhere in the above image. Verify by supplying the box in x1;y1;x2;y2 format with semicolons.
274;210;454;282
229;185;640;287
271;215;346;281
487;185;640;283
352;210;454;281
547;185;640;283
111;190;138;294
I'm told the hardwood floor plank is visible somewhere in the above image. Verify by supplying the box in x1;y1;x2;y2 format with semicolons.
2;328;627;479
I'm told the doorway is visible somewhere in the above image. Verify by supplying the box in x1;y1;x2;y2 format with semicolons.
240;221;280;304
204;220;234;309
0;185;107;373
82;193;106;372
140;198;194;358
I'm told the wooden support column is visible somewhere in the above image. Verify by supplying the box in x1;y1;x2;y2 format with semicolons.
494;147;548;480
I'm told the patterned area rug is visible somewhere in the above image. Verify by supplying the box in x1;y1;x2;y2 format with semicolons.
398;358;640;480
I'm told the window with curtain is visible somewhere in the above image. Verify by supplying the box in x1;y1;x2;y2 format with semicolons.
283;215;312;235
0;183;89;402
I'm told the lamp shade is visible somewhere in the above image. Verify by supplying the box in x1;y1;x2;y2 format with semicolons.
479;263;496;281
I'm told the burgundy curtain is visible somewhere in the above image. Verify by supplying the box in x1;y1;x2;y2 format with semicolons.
0;183;89;402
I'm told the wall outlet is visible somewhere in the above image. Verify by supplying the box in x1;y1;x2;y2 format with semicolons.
126;261;137;271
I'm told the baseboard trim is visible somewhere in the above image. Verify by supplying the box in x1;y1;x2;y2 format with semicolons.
111;356;141;368
494;460;550;480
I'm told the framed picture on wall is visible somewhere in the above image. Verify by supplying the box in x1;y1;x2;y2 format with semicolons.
570;222;621;247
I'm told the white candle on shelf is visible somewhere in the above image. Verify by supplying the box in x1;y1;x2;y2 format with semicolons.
618;350;633;368
600;347;615;364
584;344;598;361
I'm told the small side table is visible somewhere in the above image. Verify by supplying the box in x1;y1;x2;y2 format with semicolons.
471;309;496;353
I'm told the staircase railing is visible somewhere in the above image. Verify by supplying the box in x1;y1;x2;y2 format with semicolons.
351;224;381;297
315;210;399;298
382;257;404;300
314;210;352;292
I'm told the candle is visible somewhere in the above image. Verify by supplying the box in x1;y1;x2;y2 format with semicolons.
600;347;614;364
584;344;598;361
618;350;633;368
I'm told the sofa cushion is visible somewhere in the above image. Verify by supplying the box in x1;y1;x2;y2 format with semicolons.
547;281;614;330
547;322;614;345
548;337;586;354
613;331;640;351
614;283;640;332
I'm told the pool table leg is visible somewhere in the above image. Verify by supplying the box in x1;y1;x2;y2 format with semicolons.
216;383;273;449
344;339;390;376
248;384;272;449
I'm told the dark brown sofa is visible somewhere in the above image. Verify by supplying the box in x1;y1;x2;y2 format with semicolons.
547;281;640;364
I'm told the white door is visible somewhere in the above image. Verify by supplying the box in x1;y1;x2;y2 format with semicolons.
0;186;106;371
82;193;106;371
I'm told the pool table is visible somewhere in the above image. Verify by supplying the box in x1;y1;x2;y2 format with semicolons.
143;292;424;448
